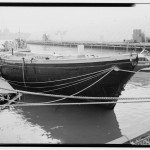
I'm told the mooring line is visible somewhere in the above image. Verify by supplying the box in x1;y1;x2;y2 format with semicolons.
0;67;150;107
2;100;150;107
119;68;150;74
0;85;150;101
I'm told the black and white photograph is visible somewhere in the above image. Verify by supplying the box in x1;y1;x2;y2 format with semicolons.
0;2;150;146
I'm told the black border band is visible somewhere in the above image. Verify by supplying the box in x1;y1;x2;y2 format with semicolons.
0;3;135;7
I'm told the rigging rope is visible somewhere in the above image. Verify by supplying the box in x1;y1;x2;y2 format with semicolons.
0;67;150;107
0;67;114;105
43;69;109;93
7;68;109;89
5;67;112;84
45;67;113;103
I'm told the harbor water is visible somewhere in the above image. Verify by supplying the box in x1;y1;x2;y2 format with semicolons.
0;44;150;144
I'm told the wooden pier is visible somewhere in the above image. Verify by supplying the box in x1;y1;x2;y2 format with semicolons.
107;129;150;145
27;40;150;52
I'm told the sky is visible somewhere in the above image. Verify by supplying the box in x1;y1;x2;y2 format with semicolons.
0;4;150;42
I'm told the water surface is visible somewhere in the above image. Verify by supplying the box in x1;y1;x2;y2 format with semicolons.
0;44;150;144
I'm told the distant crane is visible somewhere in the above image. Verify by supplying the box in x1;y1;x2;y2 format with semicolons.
42;33;49;42
55;30;67;42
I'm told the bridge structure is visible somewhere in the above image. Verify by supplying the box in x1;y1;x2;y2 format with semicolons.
27;40;150;52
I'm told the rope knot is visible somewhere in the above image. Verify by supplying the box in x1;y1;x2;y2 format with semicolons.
113;66;120;71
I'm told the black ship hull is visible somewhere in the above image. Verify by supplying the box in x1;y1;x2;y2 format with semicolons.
0;54;138;109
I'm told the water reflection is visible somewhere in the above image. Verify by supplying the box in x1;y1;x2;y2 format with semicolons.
18;96;122;144
115;72;150;139
0;108;60;143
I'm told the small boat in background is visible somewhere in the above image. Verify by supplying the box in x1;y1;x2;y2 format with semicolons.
137;48;150;71
2;38;31;53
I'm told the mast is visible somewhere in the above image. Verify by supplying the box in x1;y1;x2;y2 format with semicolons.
19;29;21;42
18;29;21;48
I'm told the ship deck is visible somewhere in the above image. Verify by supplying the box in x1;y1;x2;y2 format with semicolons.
0;52;137;64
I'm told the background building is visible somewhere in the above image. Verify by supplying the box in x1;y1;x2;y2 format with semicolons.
132;29;146;43
0;28;30;40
